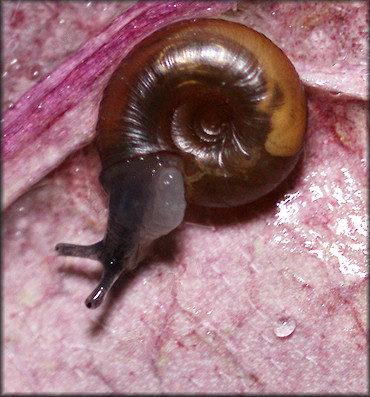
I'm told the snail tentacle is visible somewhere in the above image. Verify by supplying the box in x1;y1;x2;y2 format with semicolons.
56;154;186;308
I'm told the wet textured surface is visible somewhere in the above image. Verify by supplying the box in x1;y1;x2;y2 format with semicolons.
3;1;367;394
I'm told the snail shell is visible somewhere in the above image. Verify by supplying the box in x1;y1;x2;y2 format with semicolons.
56;18;307;309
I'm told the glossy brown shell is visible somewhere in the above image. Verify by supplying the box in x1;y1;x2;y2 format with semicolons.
96;18;306;207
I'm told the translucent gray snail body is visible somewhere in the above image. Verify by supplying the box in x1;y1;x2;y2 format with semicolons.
56;18;307;309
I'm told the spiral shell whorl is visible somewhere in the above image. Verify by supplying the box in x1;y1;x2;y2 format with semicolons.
97;18;306;207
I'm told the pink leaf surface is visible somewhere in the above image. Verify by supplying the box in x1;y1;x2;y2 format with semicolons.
3;1;368;394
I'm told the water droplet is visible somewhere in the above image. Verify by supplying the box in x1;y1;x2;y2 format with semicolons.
205;330;216;341
30;65;42;80
4;100;14;109
273;317;296;338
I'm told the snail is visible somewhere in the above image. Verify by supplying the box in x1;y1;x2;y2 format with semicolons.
55;18;306;309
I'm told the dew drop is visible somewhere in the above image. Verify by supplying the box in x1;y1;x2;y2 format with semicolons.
30;65;42;80
273;317;296;338
4;100;14;109
205;330;216;342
